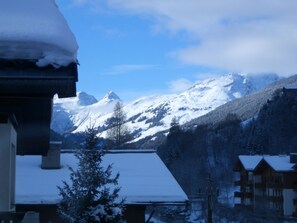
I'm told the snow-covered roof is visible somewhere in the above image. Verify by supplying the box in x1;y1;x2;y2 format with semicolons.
0;0;78;67
16;151;188;205
263;155;295;172
238;155;263;171
238;155;296;172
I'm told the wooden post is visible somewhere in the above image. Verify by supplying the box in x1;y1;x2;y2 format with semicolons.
207;174;213;223
0;114;17;212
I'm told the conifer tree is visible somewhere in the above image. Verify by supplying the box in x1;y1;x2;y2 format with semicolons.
105;102;132;149
169;116;181;136
58;126;124;223
163;117;182;167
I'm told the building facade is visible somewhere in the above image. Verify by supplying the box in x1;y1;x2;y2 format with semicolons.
234;154;297;217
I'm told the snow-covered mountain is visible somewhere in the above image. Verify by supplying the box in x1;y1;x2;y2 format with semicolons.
51;73;279;141
52;91;119;134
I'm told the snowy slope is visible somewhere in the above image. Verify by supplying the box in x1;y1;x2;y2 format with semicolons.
52;91;120;134
185;74;297;130
51;73;278;141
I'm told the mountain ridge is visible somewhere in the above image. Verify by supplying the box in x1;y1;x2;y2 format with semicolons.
185;74;297;129
51;73;280;142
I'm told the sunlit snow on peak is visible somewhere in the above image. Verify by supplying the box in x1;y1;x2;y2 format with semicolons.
51;73;279;141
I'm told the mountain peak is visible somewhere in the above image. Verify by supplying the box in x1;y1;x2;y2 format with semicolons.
77;91;98;106
52;73;281;142
102;91;121;102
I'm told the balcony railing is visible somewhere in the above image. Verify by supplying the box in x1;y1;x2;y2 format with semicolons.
234;180;253;187
254;182;266;188
268;196;283;203
0;212;24;223
234;203;253;210
254;181;285;189
0;211;39;223
234;191;253;198
293;184;297;191
255;195;284;203
234;180;241;186
266;182;283;188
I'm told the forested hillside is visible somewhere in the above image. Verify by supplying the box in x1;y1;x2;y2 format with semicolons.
185;74;297;129
157;88;297;197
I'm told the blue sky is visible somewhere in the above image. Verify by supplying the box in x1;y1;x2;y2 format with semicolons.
56;0;297;101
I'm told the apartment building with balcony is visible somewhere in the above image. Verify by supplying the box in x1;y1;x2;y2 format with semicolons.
234;154;297;217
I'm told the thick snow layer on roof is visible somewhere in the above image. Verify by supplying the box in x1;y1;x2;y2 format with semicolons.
239;155;263;171
0;0;78;67
264;155;295;172
239;155;296;172
16;152;188;205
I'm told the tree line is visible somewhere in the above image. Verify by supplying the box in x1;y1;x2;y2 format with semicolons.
156;89;297;221
159;89;297;195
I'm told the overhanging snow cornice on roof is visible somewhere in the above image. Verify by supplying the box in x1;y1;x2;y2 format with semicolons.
0;0;78;68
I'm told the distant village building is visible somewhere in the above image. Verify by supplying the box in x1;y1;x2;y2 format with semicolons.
16;149;188;223
234;154;297;217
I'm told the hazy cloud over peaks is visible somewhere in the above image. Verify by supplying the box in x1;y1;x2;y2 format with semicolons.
107;0;297;75
69;0;297;75
168;78;194;93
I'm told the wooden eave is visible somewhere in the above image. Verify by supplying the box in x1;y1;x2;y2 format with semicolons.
253;159;272;174
0;59;78;155
0;59;78;98
233;158;245;172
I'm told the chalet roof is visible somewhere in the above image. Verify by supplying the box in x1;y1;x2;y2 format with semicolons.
258;155;295;172
238;155;263;171
16;151;188;205
0;0;78;67
238;155;296;172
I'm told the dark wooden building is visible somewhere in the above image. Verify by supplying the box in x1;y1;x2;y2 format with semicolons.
0;60;77;155
0;0;78;221
234;154;297;217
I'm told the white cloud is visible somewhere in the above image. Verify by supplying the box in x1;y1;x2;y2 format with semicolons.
105;0;297;76
168;78;194;93
91;24;126;38
194;72;221;81
104;64;158;75
68;0;297;75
